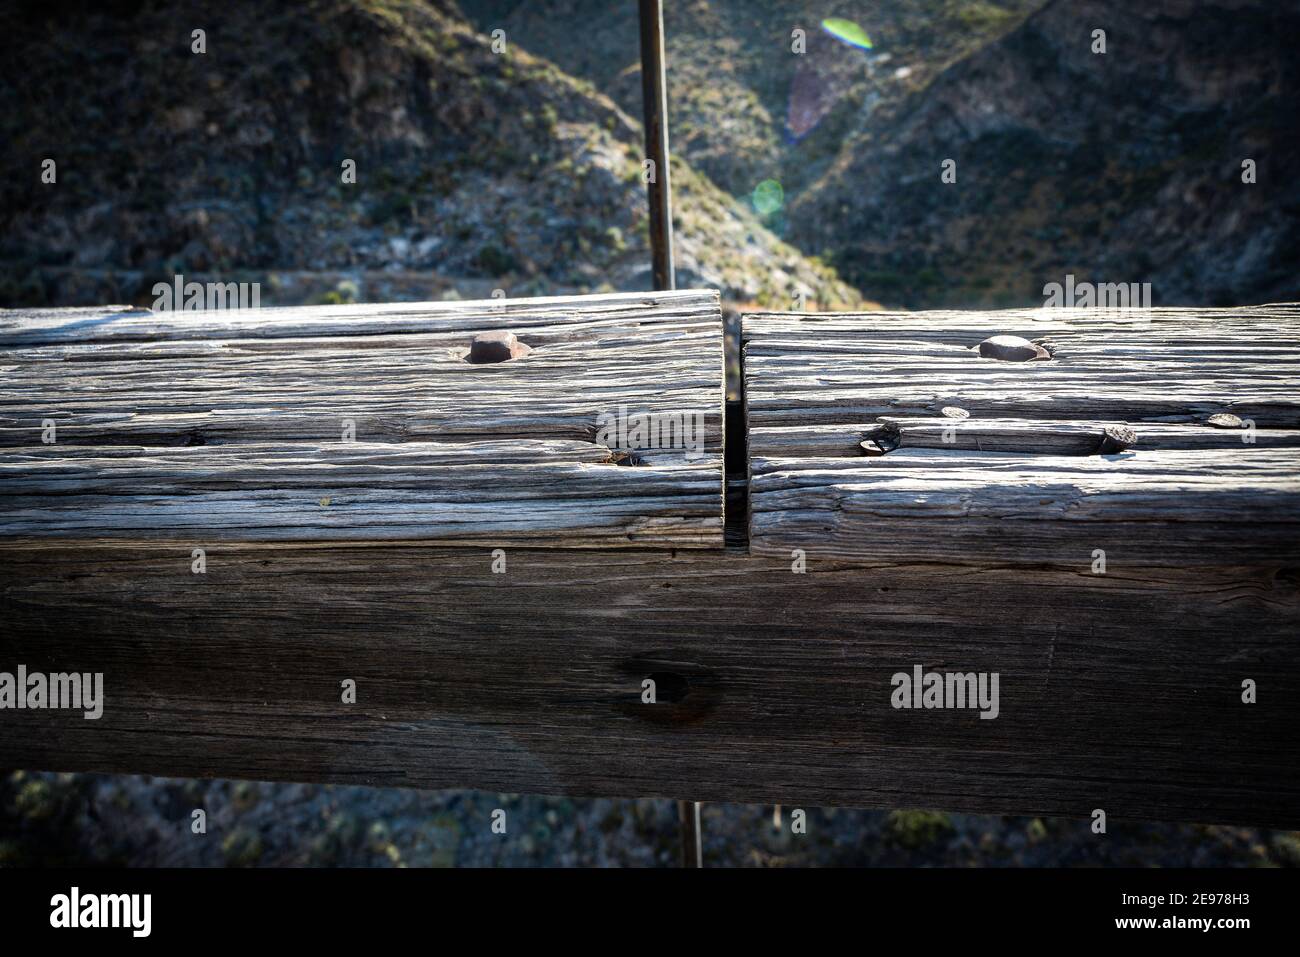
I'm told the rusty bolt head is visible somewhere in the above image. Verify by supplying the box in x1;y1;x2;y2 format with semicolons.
978;335;1050;362
467;331;532;363
1097;425;1137;454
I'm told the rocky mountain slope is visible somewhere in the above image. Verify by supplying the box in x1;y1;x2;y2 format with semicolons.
787;0;1300;307
463;1;1043;204
0;0;859;308
468;0;1299;309
3;0;1295;310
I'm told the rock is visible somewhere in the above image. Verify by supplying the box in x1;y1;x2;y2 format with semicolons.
466;331;531;363
978;335;1050;362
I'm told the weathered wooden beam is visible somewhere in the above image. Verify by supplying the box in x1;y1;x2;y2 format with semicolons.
749;448;1300;566
0;290;722;346
0;291;725;548
1;299;1298;831
1;297;724;450
744;306;1300;428
744;305;1300;566
0;544;1295;827
0;441;721;547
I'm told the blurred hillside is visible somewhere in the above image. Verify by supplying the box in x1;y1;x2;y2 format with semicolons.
464;1;1043;218
786;0;1300;307
5;771;1299;868
468;0;1300;308
0;0;858;309
5;0;1294;311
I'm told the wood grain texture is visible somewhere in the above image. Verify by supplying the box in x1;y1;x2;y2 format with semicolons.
0;442;720;547
744;305;1300;427
0;290;725;346
750;420;1300;458
750;448;1300;566
2;299;1298;828
744;305;1300;566
0;545;1295;827
0;291;725;548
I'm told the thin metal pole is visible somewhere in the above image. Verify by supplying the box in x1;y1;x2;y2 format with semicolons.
677;797;702;868
638;0;675;293
638;0;698;868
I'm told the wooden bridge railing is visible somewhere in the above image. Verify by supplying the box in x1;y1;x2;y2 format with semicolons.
0;292;1296;829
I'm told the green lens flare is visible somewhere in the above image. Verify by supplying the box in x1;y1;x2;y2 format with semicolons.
821;18;873;50
752;179;785;216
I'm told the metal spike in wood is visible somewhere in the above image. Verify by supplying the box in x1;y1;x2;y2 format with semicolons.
1096;424;1138;454
1207;412;1244;428
859;421;901;456
466;331;531;363
978;334;1051;361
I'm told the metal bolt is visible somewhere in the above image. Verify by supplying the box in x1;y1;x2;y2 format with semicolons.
467;331;532;364
978;335;1050;361
1096;425;1137;454
1207;413;1243;429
